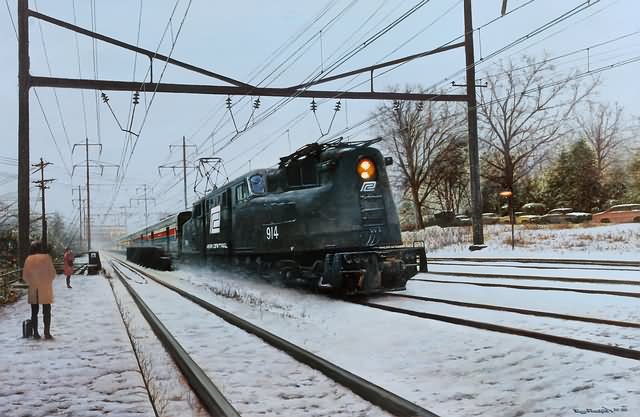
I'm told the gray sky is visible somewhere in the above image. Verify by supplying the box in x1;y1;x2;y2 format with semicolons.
1;0;639;233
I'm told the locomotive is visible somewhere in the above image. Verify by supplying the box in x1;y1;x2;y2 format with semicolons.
120;138;427;294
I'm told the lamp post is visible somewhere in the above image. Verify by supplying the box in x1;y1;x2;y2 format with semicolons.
500;191;515;250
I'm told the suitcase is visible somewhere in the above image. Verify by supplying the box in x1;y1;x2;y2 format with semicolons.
22;319;33;338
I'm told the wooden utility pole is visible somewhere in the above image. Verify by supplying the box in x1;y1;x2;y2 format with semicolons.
32;158;54;248
17;0;30;267
464;0;485;249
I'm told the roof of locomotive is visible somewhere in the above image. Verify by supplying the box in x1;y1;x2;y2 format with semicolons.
120;138;384;242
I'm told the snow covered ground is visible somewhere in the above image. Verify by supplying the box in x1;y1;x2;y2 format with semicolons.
118;254;639;417
0;274;156;417
404;223;640;259
404;279;640;324
4;221;638;417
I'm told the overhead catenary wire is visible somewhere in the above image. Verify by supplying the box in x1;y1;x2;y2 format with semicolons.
71;0;89;139
151;0;515;213
147;0;545;213
33;0;74;159
103;0;192;224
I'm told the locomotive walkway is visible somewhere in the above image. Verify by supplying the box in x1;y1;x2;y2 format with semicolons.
0;272;155;417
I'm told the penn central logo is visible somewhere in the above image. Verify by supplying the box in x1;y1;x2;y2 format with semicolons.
360;181;377;192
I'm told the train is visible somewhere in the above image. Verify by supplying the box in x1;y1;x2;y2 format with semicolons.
119;138;427;294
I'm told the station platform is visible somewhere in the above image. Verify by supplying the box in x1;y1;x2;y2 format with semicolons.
0;273;155;417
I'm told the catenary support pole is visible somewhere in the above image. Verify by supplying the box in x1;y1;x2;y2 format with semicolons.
17;0;30;267
464;0;485;248
182;136;187;210
85;137;91;250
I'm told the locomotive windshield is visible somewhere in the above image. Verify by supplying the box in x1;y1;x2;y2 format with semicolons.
249;174;266;194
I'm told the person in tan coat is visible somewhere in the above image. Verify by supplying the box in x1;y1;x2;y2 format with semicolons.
22;241;57;339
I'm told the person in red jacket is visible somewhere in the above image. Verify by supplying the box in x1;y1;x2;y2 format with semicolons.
22;241;57;339
63;247;74;289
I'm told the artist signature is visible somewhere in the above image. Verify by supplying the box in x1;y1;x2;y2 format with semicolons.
573;406;628;414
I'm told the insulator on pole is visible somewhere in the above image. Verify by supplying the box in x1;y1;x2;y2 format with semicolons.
310;99;317;112
334;100;341;112
132;91;140;105
253;97;261;109
225;95;232;109
101;92;109;103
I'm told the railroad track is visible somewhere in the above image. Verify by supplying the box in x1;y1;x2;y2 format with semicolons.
427;256;640;269
354;298;640;361
387;293;640;329
411;277;640;298
423;270;640;286
109;257;438;417
109;260;239;417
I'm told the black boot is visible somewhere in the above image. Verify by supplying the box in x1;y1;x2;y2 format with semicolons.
43;304;52;339
31;304;40;339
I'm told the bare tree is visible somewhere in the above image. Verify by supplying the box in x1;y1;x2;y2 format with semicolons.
577;101;624;178
434;139;469;213
375;94;463;229
478;55;598;193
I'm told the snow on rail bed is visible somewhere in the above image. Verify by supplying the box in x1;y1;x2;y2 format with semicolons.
404;279;640;323
108;260;391;417
119;257;640;417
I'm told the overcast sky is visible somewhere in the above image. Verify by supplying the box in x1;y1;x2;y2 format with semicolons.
1;0;639;233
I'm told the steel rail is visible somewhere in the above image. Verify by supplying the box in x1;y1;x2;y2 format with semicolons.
109;261;241;417
411;278;640;298
386;293;640;328
356;301;640;361
424;271;640;286
427;256;640;268
114;258;438;417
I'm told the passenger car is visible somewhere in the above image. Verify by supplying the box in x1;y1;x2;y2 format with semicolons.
591;204;640;223
540;208;591;224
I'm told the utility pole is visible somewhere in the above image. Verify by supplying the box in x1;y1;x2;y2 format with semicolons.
72;138;102;251
464;0;485;249
72;186;84;243
118;206;130;231
130;184;155;228
286;129;291;153
159;137;196;210
172;137;195;210
32;158;54;248
17;0;30;267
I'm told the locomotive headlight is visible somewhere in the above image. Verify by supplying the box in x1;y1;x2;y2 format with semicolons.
357;158;376;180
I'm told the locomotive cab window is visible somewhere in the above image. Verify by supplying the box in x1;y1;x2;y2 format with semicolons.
249;174;266;194
235;182;249;202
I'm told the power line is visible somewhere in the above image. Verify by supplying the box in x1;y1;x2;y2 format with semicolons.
4;0;17;37
32;89;73;177
33;0;74;157
71;0;89;138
